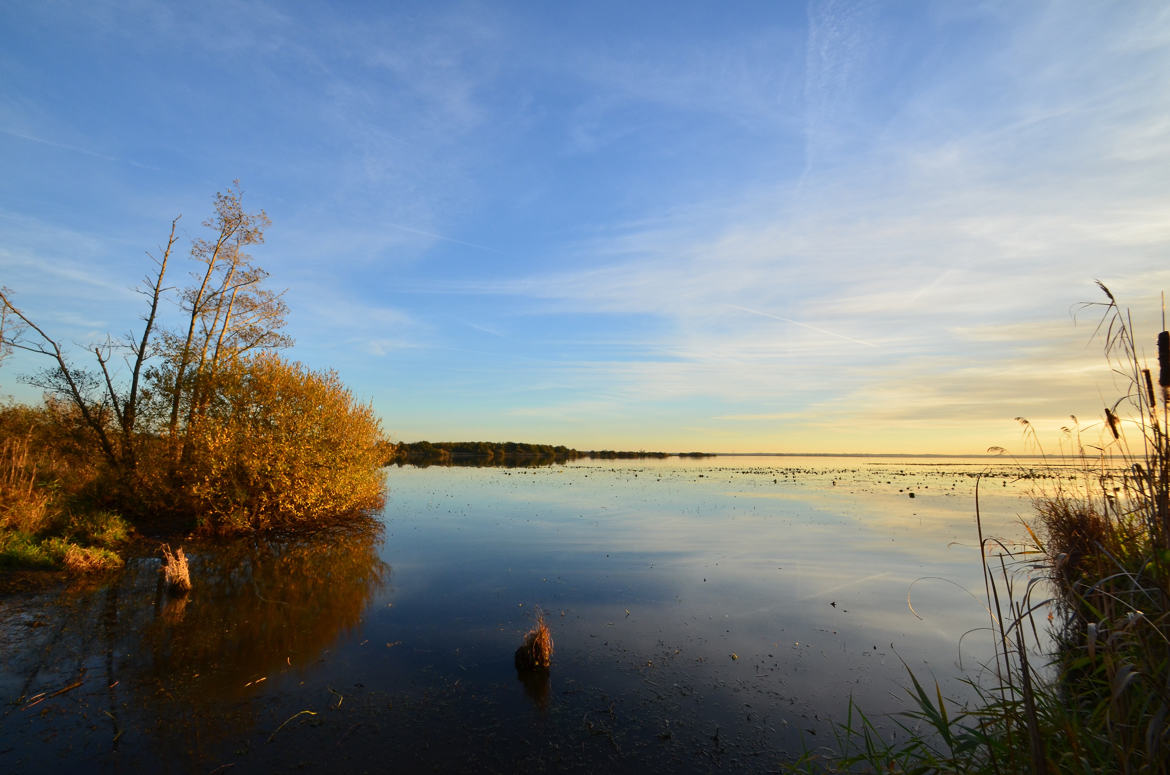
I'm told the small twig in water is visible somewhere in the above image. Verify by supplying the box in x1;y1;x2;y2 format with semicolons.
102;709;123;743
268;710;317;742
23;676;84;710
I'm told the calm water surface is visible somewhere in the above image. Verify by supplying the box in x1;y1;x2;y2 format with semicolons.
0;456;1046;772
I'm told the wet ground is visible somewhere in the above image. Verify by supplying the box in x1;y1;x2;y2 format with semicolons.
0;456;1047;772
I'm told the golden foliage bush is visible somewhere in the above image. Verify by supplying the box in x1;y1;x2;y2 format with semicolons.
184;353;387;532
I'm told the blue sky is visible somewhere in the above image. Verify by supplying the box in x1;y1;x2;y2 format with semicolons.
2;1;1169;453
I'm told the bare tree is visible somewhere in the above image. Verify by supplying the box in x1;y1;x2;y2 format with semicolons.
0;216;178;472
154;182;293;468
165;182;270;443
0;182;292;488
0;289;121;465
0;285;24;371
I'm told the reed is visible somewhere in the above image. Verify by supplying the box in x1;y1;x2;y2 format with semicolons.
0;433;51;533
790;285;1170;773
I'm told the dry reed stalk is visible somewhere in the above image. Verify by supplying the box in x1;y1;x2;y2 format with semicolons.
0;434;50;532
161;544;192;594
515;609;554;670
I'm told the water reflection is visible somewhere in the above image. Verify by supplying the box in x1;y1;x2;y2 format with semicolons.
138;523;388;697
515;666;551;711
1;457;1043;773
0;521;388;771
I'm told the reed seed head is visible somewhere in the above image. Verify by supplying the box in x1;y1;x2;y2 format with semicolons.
1105;407;1121;440
1159;331;1170;389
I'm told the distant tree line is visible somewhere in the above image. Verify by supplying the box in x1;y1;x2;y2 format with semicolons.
387;441;712;467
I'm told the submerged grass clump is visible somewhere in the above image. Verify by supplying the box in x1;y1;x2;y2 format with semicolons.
515;609;554;670
792;284;1170;773
161;544;191;595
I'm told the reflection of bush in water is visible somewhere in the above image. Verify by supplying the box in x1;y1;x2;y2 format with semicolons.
516;666;550;711
140;521;388;698
0;524;387;770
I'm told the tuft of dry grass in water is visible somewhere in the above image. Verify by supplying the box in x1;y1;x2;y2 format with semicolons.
161;544;192;594
515;609;554;670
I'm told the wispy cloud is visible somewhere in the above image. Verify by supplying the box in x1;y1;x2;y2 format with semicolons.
0;128;159;170
726;304;877;348
382;223;505;255
4;2;1168;450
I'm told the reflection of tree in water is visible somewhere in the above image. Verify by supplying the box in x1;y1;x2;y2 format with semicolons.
122;521;389;766
0;521;388;771
139;521;388;697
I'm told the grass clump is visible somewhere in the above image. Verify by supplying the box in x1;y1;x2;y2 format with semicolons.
515;609;554;671
0;414;132;573
0;530;58;569
161;544;191;595
0;533;123;573
793;285;1170;774
65;509;132;549
61;542;124;573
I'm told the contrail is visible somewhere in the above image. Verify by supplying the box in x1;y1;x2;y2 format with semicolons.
1;128;160;170
908;268;955;304
385;222;506;255
728;304;877;348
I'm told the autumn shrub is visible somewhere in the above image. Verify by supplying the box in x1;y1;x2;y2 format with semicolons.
0;399;109;513
0;433;52;533
184;353;387;533
0;402;133;571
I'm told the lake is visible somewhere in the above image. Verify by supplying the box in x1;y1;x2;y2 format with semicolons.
0;456;1047;772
